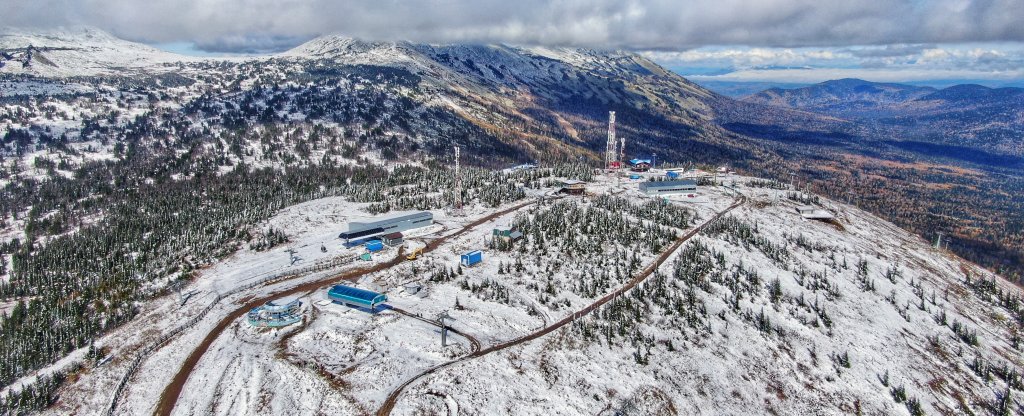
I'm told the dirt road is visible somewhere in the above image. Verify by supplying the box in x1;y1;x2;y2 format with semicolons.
375;194;746;415
151;198;538;416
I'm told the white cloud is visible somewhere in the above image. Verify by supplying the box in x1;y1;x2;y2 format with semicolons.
1;0;1023;51
642;47;852;68
645;42;1024;83
3;0;1021;83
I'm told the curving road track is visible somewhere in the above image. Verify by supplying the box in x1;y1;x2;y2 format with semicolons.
375;194;746;416
152;198;539;416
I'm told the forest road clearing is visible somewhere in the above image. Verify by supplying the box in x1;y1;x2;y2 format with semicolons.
374;194;746;416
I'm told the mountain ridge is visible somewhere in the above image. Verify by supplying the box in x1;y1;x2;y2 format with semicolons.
1;26;1021;293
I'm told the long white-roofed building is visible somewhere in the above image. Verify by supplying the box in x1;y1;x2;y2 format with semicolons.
638;179;697;196
338;211;433;243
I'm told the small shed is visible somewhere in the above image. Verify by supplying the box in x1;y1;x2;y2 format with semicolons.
796;205;835;220
493;228;524;242
403;282;422;294
328;285;388;310
381;232;404;247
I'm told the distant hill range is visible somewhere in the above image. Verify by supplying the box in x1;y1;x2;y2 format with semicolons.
743;79;1024;159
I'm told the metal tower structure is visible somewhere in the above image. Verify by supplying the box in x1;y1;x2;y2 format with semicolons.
455;146;462;208
605;111;617;171
452;146;465;216
437;310;453;347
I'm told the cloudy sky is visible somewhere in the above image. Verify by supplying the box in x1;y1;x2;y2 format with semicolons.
3;0;1024;86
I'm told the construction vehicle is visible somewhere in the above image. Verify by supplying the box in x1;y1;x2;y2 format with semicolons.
406;247;424;260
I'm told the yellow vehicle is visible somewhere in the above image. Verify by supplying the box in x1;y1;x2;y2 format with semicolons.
406;247;424;260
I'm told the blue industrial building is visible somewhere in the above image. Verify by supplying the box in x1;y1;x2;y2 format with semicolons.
328;284;388;310
639;179;697;195
338;211;432;242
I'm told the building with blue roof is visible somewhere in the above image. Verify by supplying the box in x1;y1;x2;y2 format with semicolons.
328;284;388;310
629;159;652;172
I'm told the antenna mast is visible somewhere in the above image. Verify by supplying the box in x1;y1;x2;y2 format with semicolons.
605;111;616;171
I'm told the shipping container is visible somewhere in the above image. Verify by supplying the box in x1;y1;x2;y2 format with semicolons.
461;250;483;267
365;240;384;252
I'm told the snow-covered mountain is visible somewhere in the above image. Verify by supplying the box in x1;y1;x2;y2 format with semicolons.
1;28;1022;416
0;26;193;77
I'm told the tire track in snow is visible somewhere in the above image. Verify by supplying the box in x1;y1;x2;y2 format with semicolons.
375;193;746;416
152;197;540;416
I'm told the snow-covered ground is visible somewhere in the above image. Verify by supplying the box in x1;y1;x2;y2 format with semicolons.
40;194;436;414
390;178;1022;415
34;174;1024;415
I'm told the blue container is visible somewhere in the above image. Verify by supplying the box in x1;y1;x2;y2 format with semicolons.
461;250;482;267
365;240;384;252
629;174;641;180
343;237;372;248
666;171;679;179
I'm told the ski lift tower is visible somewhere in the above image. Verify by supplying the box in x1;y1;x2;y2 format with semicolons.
437;310;454;347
